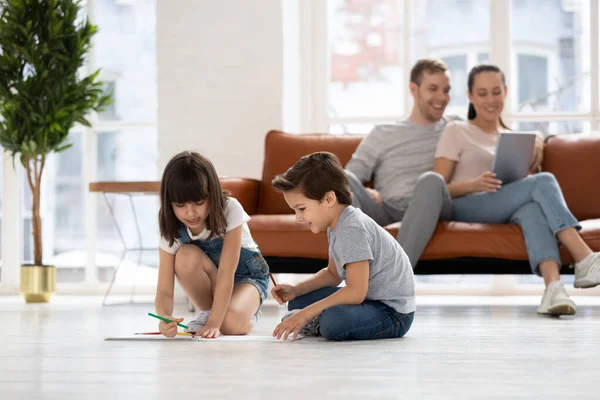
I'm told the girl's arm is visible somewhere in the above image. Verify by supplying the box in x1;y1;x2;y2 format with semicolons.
155;249;185;337
294;259;343;296
434;157;474;198
204;225;243;329
301;260;369;318
155;248;177;317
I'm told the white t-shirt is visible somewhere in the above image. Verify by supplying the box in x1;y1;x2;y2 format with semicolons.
159;197;258;254
435;121;501;184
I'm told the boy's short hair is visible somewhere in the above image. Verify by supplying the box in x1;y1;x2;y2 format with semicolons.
271;152;353;206
410;58;448;86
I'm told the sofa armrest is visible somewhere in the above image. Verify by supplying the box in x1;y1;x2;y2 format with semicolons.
220;177;261;215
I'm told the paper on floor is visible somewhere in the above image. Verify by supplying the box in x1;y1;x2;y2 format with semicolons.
105;334;303;342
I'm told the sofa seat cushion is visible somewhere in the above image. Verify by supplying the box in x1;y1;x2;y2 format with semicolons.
388;219;600;263
385;221;528;261
249;214;600;264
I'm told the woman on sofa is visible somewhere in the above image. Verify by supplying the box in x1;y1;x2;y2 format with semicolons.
433;63;600;316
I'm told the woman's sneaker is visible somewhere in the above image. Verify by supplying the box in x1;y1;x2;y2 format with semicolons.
574;252;600;289
537;281;576;316
281;309;320;337
184;311;211;333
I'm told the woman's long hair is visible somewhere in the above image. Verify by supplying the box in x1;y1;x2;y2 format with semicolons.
467;64;510;130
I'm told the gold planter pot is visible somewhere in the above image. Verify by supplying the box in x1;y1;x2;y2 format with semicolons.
20;265;56;303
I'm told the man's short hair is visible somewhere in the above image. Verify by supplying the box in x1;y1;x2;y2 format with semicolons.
271;152;352;206
410;58;448;86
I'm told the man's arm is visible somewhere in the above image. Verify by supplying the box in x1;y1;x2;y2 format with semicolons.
345;126;384;183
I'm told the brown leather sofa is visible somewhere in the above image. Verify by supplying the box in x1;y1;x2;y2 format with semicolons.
222;130;600;274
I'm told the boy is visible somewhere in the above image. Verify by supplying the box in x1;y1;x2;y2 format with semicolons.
270;152;415;341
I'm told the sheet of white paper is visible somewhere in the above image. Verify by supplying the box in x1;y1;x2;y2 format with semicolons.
105;335;303;342
194;335;303;342
105;335;193;341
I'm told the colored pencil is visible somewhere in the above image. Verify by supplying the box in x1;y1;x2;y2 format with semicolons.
269;273;277;287
147;312;190;330
134;331;192;336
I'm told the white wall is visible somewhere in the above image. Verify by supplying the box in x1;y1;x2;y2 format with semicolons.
157;0;284;179
282;0;302;133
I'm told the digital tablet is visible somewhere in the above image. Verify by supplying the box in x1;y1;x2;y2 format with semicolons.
491;132;536;184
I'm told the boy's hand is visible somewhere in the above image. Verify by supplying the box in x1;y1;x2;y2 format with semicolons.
273;309;312;341
158;315;184;338
271;284;298;304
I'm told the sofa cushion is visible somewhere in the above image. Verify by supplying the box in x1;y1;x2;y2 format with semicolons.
543;133;600;220
249;214;600;265
385;221;529;261
388;220;600;263
258;130;363;214
221;178;260;215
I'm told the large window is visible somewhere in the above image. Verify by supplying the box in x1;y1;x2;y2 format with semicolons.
92;0;158;287
325;0;600;135
21;134;86;282
17;0;158;286
328;0;405;123
96;129;158;285
517;54;549;109
511;0;591;115
412;0;491;117
515;120;591;136
94;0;157;124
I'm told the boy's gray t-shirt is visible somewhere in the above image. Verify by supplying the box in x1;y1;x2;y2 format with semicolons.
327;206;416;314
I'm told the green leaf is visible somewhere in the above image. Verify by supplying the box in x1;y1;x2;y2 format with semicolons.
50;122;61;132
19;153;28;170
75;116;91;127
54;143;73;153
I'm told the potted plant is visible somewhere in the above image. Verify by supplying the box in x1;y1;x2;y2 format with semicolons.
0;0;111;302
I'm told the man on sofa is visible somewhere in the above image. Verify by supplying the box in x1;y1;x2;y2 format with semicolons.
345;58;544;268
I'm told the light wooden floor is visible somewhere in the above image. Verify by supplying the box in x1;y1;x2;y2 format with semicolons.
2;296;600;400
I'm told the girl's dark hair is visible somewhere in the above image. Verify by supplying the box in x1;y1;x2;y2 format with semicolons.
271;152;352;206
159;151;227;245
467;64;510;130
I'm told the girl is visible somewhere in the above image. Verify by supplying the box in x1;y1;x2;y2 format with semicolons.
434;64;600;316
155;151;270;338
